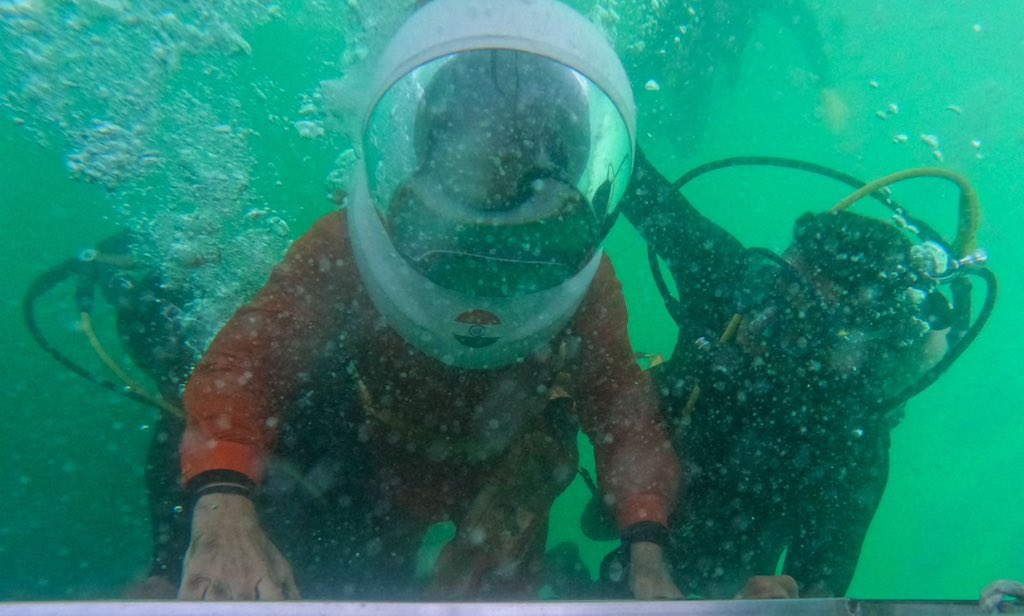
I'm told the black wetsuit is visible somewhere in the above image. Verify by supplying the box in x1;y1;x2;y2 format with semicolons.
87;238;194;587
597;151;900;598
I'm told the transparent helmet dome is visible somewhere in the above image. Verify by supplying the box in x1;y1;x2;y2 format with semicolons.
363;49;633;298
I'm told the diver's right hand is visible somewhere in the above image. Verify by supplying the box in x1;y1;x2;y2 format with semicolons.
629;542;685;600
736;575;799;599
179;492;300;600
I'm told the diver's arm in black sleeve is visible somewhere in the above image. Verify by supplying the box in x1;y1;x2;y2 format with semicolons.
765;0;833;86
783;428;893;597
621;149;745;327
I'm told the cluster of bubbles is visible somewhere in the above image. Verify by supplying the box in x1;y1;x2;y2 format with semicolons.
589;0;702;53
1;0;413;354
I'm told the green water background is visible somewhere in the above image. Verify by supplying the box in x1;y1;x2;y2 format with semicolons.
1;0;1022;600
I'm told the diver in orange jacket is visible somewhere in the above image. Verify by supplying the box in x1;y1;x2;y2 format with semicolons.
176;0;681;601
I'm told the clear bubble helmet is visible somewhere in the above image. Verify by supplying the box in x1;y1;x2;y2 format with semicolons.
348;0;637;369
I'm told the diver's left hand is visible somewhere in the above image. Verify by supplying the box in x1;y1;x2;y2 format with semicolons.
736;575;799;599
629;542;684;600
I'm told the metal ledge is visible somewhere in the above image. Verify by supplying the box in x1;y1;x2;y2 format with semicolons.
0;599;1006;616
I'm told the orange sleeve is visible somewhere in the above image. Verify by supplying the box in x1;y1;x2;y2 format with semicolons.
180;211;354;485
573;257;681;530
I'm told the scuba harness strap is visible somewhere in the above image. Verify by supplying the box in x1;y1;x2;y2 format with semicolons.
678;313;742;427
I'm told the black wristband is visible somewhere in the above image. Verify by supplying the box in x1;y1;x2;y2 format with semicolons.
187;469;256;503
621;521;670;547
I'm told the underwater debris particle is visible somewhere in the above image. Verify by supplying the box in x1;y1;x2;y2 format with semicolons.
294;120;324;139
892;133;908;144
868;80;879;89
266;216;290;238
971;139;982;149
973;23;983;33
932;150;944;162
906;287;927;305
920;133;940;149
140;150;161;165
0;1;39;17
218;25;253;56
875;110;887;120
645;79;660;92
887;102;899;115
946;104;963;115
469;526;487;546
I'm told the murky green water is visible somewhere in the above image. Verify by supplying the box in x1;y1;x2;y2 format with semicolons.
1;0;1022;601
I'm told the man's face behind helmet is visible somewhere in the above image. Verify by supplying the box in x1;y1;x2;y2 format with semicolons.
415;51;592;210
363;49;633;298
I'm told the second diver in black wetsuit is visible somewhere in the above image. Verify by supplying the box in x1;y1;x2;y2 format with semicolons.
23;232;194;597
571;151;990;599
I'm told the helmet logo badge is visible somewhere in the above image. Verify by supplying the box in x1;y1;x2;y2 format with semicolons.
454;310;501;348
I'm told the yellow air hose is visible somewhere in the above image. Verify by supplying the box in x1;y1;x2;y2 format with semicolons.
80;311;184;419
830;167;981;258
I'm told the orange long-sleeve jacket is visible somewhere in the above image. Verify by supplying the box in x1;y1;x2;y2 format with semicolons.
180;211;679;530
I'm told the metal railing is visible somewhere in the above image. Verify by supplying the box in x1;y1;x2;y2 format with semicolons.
0;599;1006;616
